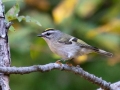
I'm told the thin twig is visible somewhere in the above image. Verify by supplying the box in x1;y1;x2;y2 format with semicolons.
0;63;113;90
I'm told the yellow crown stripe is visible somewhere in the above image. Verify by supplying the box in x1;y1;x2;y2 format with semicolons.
45;28;55;31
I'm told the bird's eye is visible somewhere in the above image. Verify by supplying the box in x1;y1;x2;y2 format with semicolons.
46;33;51;36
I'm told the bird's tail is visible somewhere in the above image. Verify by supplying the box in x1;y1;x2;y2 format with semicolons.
94;49;113;57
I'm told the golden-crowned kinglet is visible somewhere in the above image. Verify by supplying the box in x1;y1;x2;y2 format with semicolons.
37;28;113;61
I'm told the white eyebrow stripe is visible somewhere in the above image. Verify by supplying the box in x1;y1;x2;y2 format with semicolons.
42;30;55;34
69;37;78;42
69;37;74;42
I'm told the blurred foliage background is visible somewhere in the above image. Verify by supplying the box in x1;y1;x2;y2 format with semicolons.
2;0;120;90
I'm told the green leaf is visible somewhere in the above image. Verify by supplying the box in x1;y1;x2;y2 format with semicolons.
17;15;41;26
5;3;41;27
35;20;41;26
6;3;20;21
25;16;41;26
25;16;31;22
17;16;25;22
9;26;15;31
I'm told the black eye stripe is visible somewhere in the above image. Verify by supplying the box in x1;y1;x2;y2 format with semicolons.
72;37;78;42
43;30;55;35
46;33;51;36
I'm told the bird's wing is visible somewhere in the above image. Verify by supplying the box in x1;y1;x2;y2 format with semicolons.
58;36;72;44
80;44;99;51
58;36;99;51
74;37;88;45
72;37;99;51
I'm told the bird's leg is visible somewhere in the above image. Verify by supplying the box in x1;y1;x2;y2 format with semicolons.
66;59;81;67
66;58;74;66
66;62;73;66
55;60;62;66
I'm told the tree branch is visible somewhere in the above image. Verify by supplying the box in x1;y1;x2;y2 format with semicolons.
98;81;120;90
0;0;11;90
0;63;113;90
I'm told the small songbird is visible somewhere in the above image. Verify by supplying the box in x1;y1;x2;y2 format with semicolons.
37;28;113;61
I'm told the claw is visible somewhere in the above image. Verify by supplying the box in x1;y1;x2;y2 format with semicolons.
66;62;73;67
55;60;62;66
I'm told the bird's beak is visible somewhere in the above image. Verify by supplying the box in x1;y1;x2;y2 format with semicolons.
37;34;43;37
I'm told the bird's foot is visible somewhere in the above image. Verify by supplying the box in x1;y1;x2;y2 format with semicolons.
66;62;73;67
55;60;62;66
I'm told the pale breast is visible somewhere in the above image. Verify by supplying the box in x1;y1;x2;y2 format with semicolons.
45;39;92;60
48;41;80;60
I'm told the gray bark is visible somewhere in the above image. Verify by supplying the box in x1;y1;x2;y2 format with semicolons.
0;0;11;90
0;63;113;90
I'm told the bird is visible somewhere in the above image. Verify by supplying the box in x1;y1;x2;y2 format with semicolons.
37;28;113;63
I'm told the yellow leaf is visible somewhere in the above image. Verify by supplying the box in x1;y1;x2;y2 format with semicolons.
52;0;78;24
86;30;99;38
25;0;50;11
87;18;120;39
76;0;103;18
74;55;88;64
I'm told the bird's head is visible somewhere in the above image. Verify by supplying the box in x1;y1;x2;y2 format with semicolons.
37;28;62;41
